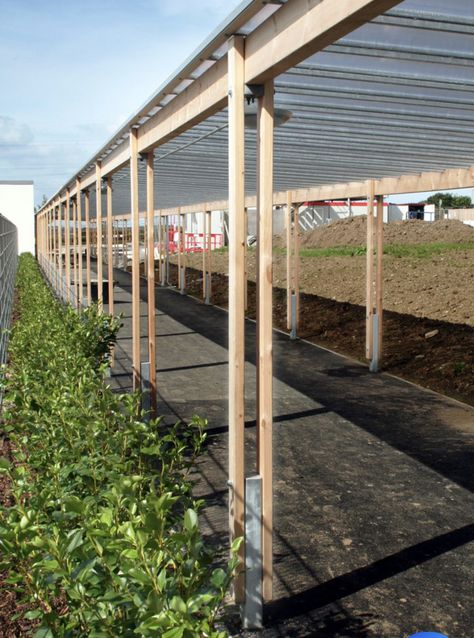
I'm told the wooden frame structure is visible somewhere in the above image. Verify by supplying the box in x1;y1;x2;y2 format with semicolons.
35;0;474;617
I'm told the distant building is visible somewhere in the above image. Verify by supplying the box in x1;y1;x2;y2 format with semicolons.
446;208;474;227
0;181;35;253
299;200;437;229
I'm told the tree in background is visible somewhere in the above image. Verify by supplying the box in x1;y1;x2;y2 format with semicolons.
34;194;48;213
426;192;472;209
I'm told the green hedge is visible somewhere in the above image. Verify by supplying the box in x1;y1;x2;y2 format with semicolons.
0;254;237;637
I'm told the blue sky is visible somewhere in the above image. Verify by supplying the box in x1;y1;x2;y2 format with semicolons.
1;1;472;208
0;0;239;205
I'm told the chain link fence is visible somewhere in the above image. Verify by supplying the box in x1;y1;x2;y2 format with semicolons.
0;213;18;386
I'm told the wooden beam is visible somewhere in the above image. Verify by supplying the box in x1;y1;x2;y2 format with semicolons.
256;78;274;603
95;162;104;307
227;34;246;603
287;165;474;204
130;128;141;390
65;189;71;303
106;176;114;317
135;1;398;155
366;180;375;360
134;160;474;220
245;0;402;84
146;152;157;416
138;56;228;153
101;141;131;179
84;190;91;305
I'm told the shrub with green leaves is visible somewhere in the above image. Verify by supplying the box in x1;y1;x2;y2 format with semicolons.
0;254;237;637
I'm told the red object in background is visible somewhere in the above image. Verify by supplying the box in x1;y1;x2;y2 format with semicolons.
154;232;223;255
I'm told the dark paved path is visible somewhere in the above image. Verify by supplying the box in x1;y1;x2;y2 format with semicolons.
107;267;474;638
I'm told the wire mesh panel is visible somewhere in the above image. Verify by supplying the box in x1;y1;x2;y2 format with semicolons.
0;212;18;394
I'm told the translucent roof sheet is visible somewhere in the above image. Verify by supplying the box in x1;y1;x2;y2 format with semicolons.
72;0;474;215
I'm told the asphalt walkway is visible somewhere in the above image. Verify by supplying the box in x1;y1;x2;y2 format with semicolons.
108;267;474;638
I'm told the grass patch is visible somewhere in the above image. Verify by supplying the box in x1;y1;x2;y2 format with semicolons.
274;241;474;259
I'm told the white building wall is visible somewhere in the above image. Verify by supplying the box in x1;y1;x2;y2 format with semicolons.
299;201;436;228
447;208;474;227
0;181;35;254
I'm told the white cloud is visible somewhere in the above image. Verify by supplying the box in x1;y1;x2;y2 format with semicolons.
0;116;34;145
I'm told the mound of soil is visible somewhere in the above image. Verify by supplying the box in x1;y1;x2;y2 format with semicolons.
276;217;474;249
166;264;474;407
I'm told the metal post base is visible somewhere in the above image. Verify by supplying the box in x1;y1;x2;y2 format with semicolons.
205;273;210;305
290;292;297;340
242;475;263;630
140;361;151;421
369;313;379;373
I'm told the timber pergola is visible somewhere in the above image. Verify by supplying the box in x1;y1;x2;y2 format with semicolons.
36;0;474;621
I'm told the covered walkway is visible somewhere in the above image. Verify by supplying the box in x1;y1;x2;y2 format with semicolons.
35;0;474;627
109;267;474;637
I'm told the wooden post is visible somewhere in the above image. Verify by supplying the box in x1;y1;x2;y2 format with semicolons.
111;218;116;267
176;211;181;288
146;152;157;415
43;212;46;267
366;180;375;360
54;203;58;292
294;202;300;333
84;190;91;305
51;207;54;273
157;210;162;284
228;34;246;603
244;207;248;311
163;215;168;285
179;210;185;294
106;176;114;317
375;194;384;366
121;217;126;269
65;189;71;303
202;210;212;304
72;197;79;307
46;209;49;265
202;211;206;300
143;212;148;279
257;78;274;602
51;206;55;277
76;181;83;308
286;194;292;331
286;194;300;336
57;201;63;299
95;162;103;307
130;128;141;390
